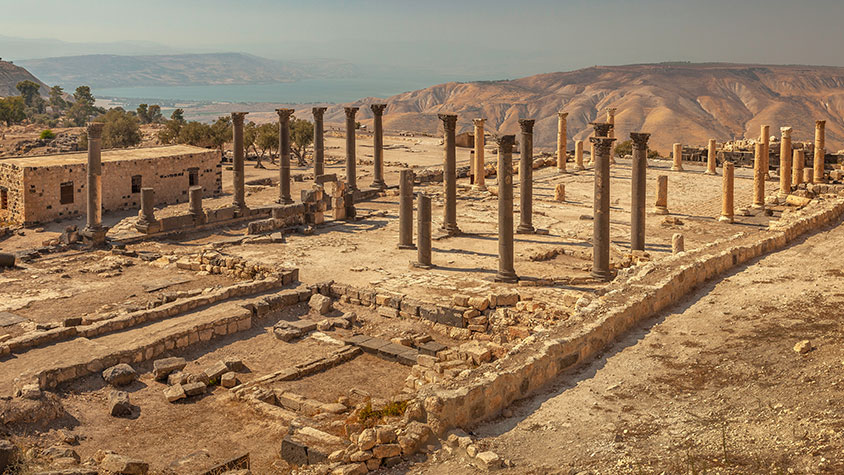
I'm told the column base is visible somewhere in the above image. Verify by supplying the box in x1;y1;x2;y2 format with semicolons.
370;180;387;190
704;170;718;175
473;184;488;191
277;197;294;205
494;270;519;283
671;166;684;172
411;261;434;270
440;224;461;236
81;227;109;247
718;215;734;223
751;203;765;209
651;207;669;215
590;269;612;282
516;225;535;234
398;244;417;250
575;165;586;171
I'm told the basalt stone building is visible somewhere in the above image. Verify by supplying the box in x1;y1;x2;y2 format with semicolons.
0;145;221;225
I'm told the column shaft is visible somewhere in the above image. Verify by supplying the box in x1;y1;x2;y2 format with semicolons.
557;112;568;172
473;119;486;189
761;125;770;178
779;127;792;196
371;104;387;189
139;187;155;224
312;107;326;178
792;150;804;186
232;112;247;209
814;120;826;183
496;135;518;282
591;136;616;281
85;122;104;231
189;186;203;215
517;119;535;234
575;140;584;170
653;175;669;214
630;133;650;251
705;139;717;175
344;107;358;191
752;142;765;208
398;169;415;249
719;162;735;223
276;109;294;204
414;194;432;268
439;114;460;235
671;143;683;171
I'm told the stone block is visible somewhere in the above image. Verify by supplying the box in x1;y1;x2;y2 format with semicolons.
417;340;448;356
221;372;237;388
100;454;149;475
372;444;401;459
204;361;229;382
109;390;132;418
102;364;137;387
182;382;206;397
358;337;390;355
309;294;333;315
164;383;186;403
280;436;309;466
153;357;187;380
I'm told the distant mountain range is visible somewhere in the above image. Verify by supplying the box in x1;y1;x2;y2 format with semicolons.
0;60;49;97
331;63;844;153
16;53;361;89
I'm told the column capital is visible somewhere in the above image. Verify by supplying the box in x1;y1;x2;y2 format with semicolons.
275;108;294;122
312;107;327;119
606;107;617;115
518;119;535;133
816;120;826;129
86;122;104;139
472;118;486;127
344;106;359;118
370;104;387;115
231;112;248;126
438;114;458;130
496;134;515;150
557;111;569;119
780;126;792;137
589;122;612;137
629;132;651;149
590;136;616;155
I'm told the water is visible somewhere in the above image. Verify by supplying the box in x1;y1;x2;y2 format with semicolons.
95;77;450;104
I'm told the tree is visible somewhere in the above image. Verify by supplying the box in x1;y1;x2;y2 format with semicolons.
73;86;95;107
177;121;212;147
170;108;185;123
0;96;26;126
256;122;279;165
147;105;163;123
136;104;150;124
290;117;314;166
99;108;142;148
614;139;632;158
49;85;67;112
208;116;232;155
65;102;90;127
157;119;183;144
16;80;40;106
243;121;262;167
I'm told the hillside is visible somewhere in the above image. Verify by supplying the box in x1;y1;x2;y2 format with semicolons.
17;53;360;88
334;63;844;154
0;59;49;97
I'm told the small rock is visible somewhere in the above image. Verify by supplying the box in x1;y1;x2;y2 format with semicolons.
164;384;186;403
357;428;377;451
109;391;133;418
309;294;333;315
221;372;237;388
794;340;812;354
182;382;206;397
102;364;137;387
100;453;149;474
476;451;501;469
153;357;187;380
167;371;188;386
223;357;244;372
317;319;333;331
204;361;229;383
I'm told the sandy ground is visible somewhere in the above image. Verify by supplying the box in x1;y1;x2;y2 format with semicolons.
409;216;844;474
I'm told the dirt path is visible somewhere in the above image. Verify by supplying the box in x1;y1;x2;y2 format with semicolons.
412;220;844;474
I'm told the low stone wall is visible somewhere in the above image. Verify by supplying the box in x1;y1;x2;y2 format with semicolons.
417;195;844;435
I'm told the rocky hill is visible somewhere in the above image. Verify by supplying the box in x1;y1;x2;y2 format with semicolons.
17;53;359;88
0;59;49;97
336;63;844;154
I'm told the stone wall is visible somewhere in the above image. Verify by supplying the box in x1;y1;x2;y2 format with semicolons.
4;148;221;225
0;162;23;224
416;195;844;435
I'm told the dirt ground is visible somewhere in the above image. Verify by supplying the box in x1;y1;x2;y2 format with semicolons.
409;217;844;474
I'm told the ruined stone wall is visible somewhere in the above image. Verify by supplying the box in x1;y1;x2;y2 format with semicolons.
0;162;23;224
16;150;221;225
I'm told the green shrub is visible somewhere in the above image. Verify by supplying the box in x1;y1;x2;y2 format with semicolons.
40;129;56;140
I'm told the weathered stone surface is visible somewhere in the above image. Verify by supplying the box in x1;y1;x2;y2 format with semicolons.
163;384;186;403
331;463;367;475
309;294;333;315
182;382;206;397
357;428;377;451
224;357;244;372
372;444;401;458
475;451;501;469
167;371;188;386
108;391;132;418
204;361;229;382
794;340;812;354
221;372;237;388
0;439;19;473
100;453;149;474
102;364;137;387
153;357;187;380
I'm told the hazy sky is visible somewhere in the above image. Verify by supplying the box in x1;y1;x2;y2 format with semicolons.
4;0;844;79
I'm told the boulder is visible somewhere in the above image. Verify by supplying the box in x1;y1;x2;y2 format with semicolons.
100;453;149;474
102;364;137;387
109;391;133;418
153;357;187;380
309;294;333;315
163;384;186;403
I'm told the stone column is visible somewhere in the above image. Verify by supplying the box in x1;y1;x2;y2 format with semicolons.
575;140;585;170
413;194;433;269
671;143;683;171
761;124;770;179
591;136;616;281
672;233;684;254
630;132;650;251
792;149;805;186
473;118;486;190
804;167;814;184
606;108;617;164
814;120;826;183
312;107;327;178
705;139;717;175
517;119;535;234
495;135;518;283
276;109;294;204
752;142;765;209
438;113;461;235
589;141;596;166
85;122;104;234
189;186;203;216
652;175;669;214
370;104;387;189
231;112;247;210
398;168;415;249
138;188;156;225
557;111;568;172
719;162;735;223
344;107;359;191
779;127;792;197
